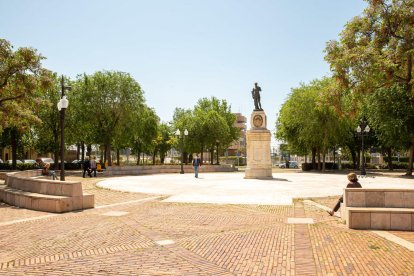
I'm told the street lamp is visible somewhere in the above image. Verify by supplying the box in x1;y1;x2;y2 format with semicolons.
57;75;71;181
175;128;188;174
356;118;370;175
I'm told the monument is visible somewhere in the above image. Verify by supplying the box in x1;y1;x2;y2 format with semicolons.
244;82;272;179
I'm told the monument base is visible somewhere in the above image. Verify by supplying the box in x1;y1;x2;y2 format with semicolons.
244;167;273;179
244;110;272;180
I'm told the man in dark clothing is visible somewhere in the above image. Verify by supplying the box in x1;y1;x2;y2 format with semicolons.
83;157;92;178
192;154;201;178
328;172;362;216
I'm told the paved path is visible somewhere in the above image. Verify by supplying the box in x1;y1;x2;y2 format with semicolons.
98;172;414;205
0;173;413;275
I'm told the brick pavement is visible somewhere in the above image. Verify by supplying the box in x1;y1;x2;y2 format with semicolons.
0;177;413;275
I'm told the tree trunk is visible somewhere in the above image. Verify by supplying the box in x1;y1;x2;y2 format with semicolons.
76;143;80;160
311;147;316;170
87;144;92;157
136;150;141;165
317;149;321;170
386;147;393;171
11;128;17;170
200;145;204;164
103;145;107;164
106;144;112;166
406;142;414;176
350;148;357;169
357;150;361;170
322;150;326;172
210;149;214;164
81;142;85;162
116;149;120;166
152;149;156;165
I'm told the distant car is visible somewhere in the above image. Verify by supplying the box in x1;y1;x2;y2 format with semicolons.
23;159;36;164
40;157;54;164
6;160;22;164
72;160;83;164
0;158;3;163
279;161;299;169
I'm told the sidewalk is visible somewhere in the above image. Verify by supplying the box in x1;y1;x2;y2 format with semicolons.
0;174;413;275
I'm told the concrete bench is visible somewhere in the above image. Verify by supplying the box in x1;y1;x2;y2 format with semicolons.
344;188;414;230
0;170;94;213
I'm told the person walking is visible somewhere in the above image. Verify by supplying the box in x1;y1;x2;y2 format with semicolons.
192;153;201;178
83;157;91;178
90;156;97;177
328;172;362;216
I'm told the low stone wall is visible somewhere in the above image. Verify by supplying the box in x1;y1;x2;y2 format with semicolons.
344;188;414;230
106;164;236;176
0;170;94;213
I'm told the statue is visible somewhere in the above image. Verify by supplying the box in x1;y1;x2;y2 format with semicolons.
251;82;263;111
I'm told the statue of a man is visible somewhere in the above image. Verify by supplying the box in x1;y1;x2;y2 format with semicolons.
251;82;263;111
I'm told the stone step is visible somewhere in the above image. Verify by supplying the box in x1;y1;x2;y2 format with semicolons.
346;207;414;230
0;186;93;213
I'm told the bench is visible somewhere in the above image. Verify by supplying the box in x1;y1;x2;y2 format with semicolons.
343;188;414;230
0;170;94;213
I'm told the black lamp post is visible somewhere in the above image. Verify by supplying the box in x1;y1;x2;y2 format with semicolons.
57;76;71;181
356;118;370;175
175;128;188;174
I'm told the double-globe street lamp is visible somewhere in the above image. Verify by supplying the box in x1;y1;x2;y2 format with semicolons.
57;76;71;181
356;118;370;175
175;128;188;174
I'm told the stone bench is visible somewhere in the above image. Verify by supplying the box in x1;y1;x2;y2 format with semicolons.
0;170;94;213
344;188;414;230
106;164;236;176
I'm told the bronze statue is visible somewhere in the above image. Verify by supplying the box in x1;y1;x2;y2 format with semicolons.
251;82;263;111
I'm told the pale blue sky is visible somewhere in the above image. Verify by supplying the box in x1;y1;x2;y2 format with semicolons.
1;0;367;135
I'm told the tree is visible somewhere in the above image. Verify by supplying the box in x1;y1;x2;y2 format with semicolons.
325;0;414;174
69;71;145;166
276;78;352;171
0;39;52;168
366;84;414;169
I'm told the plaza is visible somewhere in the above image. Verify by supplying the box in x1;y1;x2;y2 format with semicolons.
0;171;413;275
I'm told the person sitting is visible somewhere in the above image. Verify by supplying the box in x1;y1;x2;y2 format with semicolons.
42;163;56;180
328;172;362;216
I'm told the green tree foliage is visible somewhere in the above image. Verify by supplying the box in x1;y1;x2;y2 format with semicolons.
0;39;52;167
0;39;52;133
276;78;352;170
325;0;414;174
68;71;145;166
172;97;238;163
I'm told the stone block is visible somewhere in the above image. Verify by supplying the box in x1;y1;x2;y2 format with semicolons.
31;198;39;210
70;183;83;197
61;184;74;197
412;214;414;231
82;194;95;209
385;192;404;208
72;196;83;210
365;192;385;207
371;212;390;230
403;192;414;208
40;182;48;194
346;192;366;207
54;183;63;196
56;199;72;213
390;213;412;231
350;212;371;229
47;183;57;196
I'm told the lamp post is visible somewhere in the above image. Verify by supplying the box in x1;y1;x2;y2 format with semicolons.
356;118;370;175
57;76;71;181
175;128;188;174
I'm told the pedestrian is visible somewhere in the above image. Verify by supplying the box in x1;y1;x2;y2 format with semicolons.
192;153;201;178
328;172;362;216
90;156;97;177
42;163;56;180
83;157;92;178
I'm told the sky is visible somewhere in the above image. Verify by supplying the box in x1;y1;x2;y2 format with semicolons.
0;0;367;141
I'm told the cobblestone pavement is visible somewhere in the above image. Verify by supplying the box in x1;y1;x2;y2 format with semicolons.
0;177;414;275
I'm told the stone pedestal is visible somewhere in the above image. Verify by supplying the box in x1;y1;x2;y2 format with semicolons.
244;110;272;179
